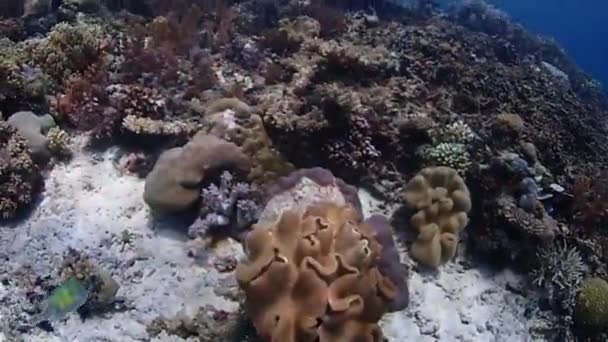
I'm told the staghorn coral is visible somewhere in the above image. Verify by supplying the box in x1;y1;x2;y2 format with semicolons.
403;166;472;267
236;202;398;342
143;133;250;213
0;121;38;220
188;171;262;241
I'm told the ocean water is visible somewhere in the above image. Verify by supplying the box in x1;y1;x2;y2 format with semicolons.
489;0;608;88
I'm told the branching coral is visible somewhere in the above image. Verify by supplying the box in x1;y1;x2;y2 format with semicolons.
236;202;398;342
121;115;191;137
403;166;472;267
416;143;471;176
533;241;585;313
26;21;107;83
46;127;71;157
188;171;262;240
417;120;474;175
0;121;38;220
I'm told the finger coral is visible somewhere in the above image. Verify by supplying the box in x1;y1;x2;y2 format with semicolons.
403;166;472;267
236;202;398;342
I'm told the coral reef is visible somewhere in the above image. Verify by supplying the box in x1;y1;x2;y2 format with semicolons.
143;133;250;213
403;166;472;267
236;202;399;342
26;21;107;83
1;0;608;340
0;121;39;220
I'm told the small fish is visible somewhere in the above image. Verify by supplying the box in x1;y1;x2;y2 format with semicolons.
39;277;89;322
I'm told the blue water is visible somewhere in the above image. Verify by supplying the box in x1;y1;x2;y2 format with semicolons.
488;0;608;87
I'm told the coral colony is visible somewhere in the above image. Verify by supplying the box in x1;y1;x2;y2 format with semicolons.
1;0;608;341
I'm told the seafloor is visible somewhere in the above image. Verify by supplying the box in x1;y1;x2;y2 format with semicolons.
1;1;608;341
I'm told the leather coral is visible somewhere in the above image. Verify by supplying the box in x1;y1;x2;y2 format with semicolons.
403;166;472;267
235;202;398;342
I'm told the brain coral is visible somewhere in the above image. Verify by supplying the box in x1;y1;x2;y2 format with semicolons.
236;202;398;342
403;166;472;267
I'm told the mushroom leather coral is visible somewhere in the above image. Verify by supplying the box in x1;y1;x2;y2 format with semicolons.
403;166;472;267
236;202;397;342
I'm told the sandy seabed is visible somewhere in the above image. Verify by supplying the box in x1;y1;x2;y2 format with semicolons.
0;140;542;341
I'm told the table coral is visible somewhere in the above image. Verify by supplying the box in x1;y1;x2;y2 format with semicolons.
236;202;398;342
403;166;472;267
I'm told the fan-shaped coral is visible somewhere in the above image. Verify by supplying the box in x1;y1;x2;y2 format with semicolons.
236;202;398;342
403;166;472;267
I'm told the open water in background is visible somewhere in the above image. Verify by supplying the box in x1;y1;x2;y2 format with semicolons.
486;0;608;88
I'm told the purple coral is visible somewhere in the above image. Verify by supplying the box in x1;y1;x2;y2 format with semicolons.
188;171;261;241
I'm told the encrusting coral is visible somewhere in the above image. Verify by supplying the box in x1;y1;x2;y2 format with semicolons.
236;202;399;342
202;97;294;184
403;166;472;267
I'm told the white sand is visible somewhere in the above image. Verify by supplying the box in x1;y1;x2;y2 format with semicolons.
0;143;543;341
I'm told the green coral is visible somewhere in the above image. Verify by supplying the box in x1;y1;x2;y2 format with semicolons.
46;127;71;156
417;143;471;176
575;277;608;330
429;120;475;145
418;120;474;175
26;22;105;82
0;121;38;220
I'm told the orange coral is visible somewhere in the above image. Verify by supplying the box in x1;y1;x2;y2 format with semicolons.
236;203;397;342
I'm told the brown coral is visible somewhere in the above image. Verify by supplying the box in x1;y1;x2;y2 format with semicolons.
236;202;397;342
143;132;250;213
403;166;472;267
0;121;39;220
203;97;294;184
